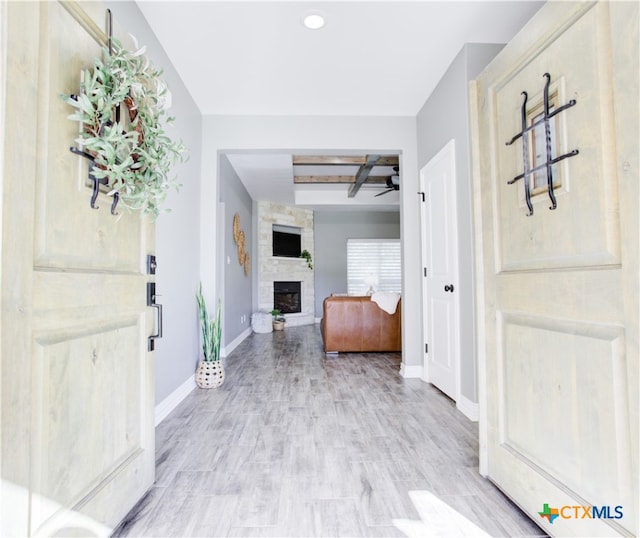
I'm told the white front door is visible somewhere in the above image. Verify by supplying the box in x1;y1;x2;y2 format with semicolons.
420;140;459;400
472;2;638;536
2;2;155;535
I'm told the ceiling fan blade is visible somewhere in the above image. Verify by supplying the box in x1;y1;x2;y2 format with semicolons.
375;188;394;197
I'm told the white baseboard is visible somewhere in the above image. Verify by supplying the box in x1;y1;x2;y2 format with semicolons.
154;330;252;424
400;364;423;378
221;327;252;358
456;394;479;422
154;374;196;426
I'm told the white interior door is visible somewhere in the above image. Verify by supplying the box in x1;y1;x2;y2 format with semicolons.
1;2;155;535
472;2;638;536
420;140;459;401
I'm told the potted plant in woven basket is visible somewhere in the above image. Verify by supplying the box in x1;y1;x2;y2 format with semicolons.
271;309;286;331
195;283;224;388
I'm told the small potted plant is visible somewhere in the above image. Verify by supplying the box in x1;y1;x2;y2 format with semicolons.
195;283;224;388
271;309;286;331
300;249;313;269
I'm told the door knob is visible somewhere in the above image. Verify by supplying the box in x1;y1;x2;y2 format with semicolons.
444;284;454;293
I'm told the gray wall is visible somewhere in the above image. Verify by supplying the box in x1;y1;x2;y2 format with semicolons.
314;210;401;318
220;155;253;345
416;43;503;404
105;2;203;405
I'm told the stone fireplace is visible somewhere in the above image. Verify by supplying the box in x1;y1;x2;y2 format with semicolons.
257;201;314;326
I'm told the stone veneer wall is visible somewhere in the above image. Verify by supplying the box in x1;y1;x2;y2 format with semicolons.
257;201;315;327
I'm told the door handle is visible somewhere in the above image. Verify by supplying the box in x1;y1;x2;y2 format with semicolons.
444;284;454;293
147;282;163;351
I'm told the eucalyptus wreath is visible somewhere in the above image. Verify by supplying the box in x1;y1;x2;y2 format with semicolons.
61;38;187;219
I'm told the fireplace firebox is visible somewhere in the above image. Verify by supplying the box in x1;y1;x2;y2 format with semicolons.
273;281;301;314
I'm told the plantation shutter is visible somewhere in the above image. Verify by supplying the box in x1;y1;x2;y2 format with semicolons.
347;239;401;295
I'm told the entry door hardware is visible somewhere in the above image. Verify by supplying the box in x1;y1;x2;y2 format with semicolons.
147;282;163;351
505;73;579;215
444;284;455;293
146;254;157;275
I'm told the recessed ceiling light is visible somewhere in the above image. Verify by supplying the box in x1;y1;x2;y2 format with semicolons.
303;13;325;30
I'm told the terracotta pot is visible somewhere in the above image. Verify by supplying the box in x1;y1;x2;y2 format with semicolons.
195;359;225;388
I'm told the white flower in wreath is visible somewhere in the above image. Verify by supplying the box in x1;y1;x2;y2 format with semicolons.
155;79;172;110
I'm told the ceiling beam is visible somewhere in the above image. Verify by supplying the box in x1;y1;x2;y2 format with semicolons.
293;155;399;167
348;154;379;198
293;156;365;166
294;175;355;184
293;175;388;184
373;156;400;166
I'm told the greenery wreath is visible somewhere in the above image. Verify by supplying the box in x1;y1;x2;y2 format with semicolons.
61;37;187;219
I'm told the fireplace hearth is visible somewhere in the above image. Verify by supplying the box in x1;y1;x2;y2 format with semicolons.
274;281;301;314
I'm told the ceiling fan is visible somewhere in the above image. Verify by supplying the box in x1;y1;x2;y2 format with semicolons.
374;166;400;197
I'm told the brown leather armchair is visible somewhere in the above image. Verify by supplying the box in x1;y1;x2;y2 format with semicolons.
320;295;402;353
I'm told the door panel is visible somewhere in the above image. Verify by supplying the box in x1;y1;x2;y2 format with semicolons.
429;297;455;397
32;317;143;521
493;4;621;272
499;313;628;504
34;2;146;272
2;1;155;535
473;2;638;536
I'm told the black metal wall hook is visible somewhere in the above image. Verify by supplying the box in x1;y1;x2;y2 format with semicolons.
70;146;102;210
505;73;579;215
542;73;557;210
88;163;102;209
69;146;94;162
69;145;120;213
110;192;120;215
519;91;534;216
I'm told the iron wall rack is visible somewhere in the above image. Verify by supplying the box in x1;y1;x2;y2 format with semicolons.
505;73;579;215
68;9;120;216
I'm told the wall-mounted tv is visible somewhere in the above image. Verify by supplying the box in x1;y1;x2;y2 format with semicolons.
272;225;301;258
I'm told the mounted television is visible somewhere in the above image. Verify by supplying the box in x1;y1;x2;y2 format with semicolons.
272;225;301;258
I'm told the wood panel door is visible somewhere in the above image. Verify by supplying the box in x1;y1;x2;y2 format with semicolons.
420;140;460;400
472;2;638;536
1;2;155;535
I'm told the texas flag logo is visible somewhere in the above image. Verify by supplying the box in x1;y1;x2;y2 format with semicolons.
539;503;560;524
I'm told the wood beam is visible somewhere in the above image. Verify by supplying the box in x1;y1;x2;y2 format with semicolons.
293;156;365;166
348;154;379;198
293;155;399;166
374;156;400;166
294;175;355;184
293;175;389;184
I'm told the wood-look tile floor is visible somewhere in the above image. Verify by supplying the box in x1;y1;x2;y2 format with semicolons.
114;325;546;538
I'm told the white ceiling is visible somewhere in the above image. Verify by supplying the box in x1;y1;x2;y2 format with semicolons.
135;0;544;209
136;0;543;116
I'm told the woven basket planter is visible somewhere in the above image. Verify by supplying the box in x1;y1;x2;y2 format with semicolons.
195;360;225;389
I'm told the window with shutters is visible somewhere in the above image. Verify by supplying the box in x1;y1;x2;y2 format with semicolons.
347;239;401;295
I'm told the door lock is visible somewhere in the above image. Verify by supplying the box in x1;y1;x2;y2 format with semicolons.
147;254;157;275
444;284;455;293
